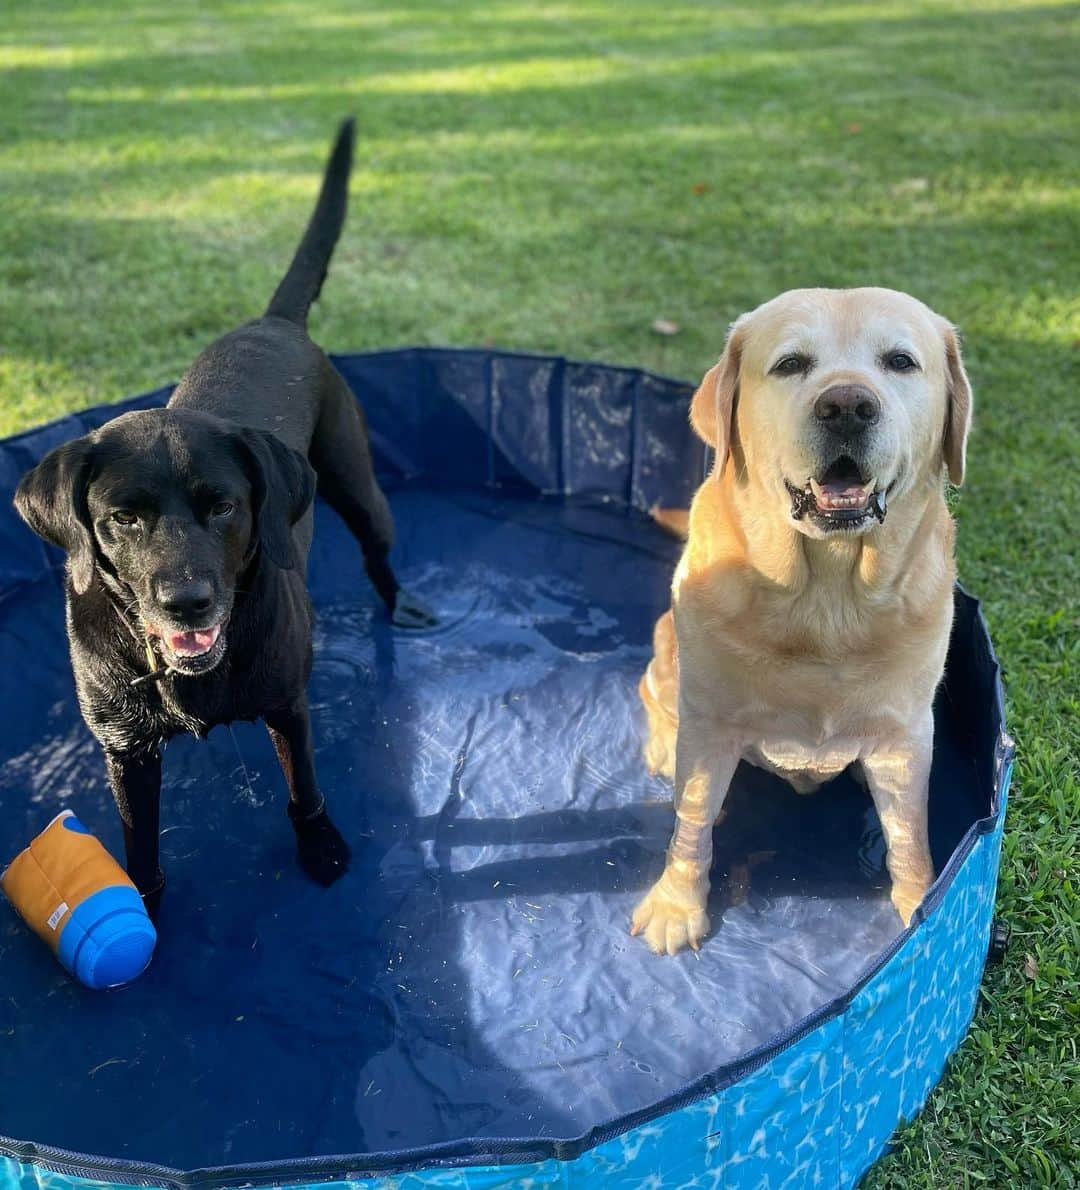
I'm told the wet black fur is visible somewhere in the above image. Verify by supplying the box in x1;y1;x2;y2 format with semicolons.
14;119;425;918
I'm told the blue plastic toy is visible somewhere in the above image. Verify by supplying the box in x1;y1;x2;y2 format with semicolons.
2;810;156;990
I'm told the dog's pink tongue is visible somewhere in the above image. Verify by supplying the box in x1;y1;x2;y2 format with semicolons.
167;624;221;657
810;477;873;510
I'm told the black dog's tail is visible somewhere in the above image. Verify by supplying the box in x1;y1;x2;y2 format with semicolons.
265;117;355;326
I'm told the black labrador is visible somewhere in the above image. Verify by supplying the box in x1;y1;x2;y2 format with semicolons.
15;119;431;919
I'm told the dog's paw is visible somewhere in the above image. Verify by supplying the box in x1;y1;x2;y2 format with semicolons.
630;877;710;955
136;869;166;924
290;807;351;886
891;878;931;926
391;589;439;630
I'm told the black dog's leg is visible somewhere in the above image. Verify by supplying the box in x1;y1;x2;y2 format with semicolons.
104;749;166;920
310;373;437;629
264;698;351;886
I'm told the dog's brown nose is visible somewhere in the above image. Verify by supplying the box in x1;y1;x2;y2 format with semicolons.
814;384;881;436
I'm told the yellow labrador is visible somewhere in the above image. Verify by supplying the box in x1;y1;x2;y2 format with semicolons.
631;287;972;955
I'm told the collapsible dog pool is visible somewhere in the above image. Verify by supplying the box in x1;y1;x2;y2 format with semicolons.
0;350;1011;1189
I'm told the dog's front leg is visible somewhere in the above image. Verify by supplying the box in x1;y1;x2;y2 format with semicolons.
631;715;740;955
264;698;351;887
104;748;166;920
861;713;935;926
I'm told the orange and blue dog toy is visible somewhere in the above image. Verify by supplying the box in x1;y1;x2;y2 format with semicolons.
1;810;156;990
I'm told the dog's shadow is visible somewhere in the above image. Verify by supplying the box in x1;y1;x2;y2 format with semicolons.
404;769;891;914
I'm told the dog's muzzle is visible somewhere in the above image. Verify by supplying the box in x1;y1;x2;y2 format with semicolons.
134;616;229;684
786;455;888;531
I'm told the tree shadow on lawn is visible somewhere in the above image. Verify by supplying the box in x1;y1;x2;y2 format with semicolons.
1;0;1071;358
1;1;1072;153
2;1;1072;411
4;197;1073;402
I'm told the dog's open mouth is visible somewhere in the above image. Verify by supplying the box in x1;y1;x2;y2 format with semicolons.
786;457;887;531
166;624;221;657
149;621;227;674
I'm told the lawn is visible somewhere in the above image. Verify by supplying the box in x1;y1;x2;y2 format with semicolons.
0;0;1077;1184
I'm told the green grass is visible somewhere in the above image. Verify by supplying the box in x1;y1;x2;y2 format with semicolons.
1;0;1077;1183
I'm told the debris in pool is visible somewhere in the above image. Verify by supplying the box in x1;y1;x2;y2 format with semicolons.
87;1058;126;1078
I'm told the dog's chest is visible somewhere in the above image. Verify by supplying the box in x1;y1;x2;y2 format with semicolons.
678;589;939;790
153;684;222;738
743;735;863;791
81;662;273;751
153;666;274;737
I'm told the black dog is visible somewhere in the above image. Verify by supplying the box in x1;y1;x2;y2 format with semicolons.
15;119;430;919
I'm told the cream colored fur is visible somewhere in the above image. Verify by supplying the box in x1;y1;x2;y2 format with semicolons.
631;287;972;955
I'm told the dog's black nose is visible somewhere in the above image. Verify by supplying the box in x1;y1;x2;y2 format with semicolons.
814;385;881;436
155;578;214;621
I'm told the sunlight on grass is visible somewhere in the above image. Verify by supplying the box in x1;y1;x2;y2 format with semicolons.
0;354;94;437
62;57;631;103
0;43;130;69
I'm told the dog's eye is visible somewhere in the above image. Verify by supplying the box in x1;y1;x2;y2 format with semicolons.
210;501;235;518
884;351;918;372
111;510;138;526
771;354;811;377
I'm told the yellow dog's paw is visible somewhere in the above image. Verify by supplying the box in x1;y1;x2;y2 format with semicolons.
630;879;710;955
891;878;932;926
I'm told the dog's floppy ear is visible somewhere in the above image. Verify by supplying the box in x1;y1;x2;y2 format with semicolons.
14;437;98;594
690;319;744;470
235;428;316;570
941;323;973;486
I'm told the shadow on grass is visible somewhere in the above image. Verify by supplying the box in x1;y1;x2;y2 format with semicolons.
1;2;1073;150
0;2;1073;416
